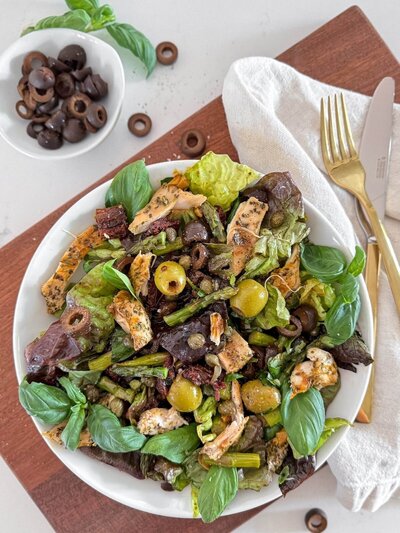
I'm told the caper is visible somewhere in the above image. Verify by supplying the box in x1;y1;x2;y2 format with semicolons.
205;354;220;367
179;255;192;270
167;375;203;412
154;261;186;296
230;279;269;318
270;210;285;228
187;333;205;349
166;227;177;242
199;278;213;295
241;380;281;414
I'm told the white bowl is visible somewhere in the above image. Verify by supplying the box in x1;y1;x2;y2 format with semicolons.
0;28;124;160
13;160;373;518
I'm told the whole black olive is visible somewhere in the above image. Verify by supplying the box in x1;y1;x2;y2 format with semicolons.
182;220;210;245
292;304;318;333
48;56;71;72
63;119;86;143
58;44;86;70
37;129;63;149
45;110;67;133
86;103;107;129
37;95;59;114
22;51;48;75
71;66;92;81
28;67;55;90
54;73;75;98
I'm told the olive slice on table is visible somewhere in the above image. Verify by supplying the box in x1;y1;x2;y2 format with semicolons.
63;119;86;143
305;508;328;532
29;85;54;103
47;56;71;73
66;92;92;119
86;103;107;129
27;121;45;139
28;67;55;90
54;73;75;98
16;100;34;119
22;50;48;75
127;113;152;137
58;44;86;70
37;129;63;150
45;110;67;133
181;129;206;157
156;41;178;65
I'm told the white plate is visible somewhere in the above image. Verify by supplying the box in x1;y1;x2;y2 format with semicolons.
13;160;373;518
0;28;125;160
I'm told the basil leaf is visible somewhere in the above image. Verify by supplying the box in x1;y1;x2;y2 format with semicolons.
281;387;325;456
68;370;101;387
141;424;200;464
19;378;71;425
106;22;156;76
22;10;91;36
61;404;86;451
65;0;98;13
87;404;146;452
59;376;87;405
347;245;366;277
198;466;238;523
105;160;153;221
337;273;359;303
325;294;361;345
102;259;136;297
88;5;116;31
301;244;347;282
225;373;244;382
312;417;351;454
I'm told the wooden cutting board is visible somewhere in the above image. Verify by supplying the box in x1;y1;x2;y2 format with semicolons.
1;7;399;533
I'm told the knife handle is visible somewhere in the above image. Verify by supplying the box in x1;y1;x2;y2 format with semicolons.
356;240;380;423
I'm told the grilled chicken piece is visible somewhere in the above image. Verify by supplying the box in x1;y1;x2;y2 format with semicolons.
128;185;206;235
227;197;268;275
290;347;339;397
128;252;153;297
266;429;289;472
270;243;301;298
210;312;225;346
201;380;248;460
41;225;105;314
137;407;188;435
108;290;153;351
217;329;253;373
43;422;94;447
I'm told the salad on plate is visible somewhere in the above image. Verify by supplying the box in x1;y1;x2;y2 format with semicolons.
18;152;373;522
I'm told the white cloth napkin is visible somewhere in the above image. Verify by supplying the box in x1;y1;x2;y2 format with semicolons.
222;57;400;512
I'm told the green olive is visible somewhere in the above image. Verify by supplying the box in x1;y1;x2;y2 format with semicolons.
154;261;186;296
167;375;203;412
229;279;268;318
241;379;281;414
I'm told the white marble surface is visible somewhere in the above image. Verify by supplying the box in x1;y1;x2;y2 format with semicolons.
1;1;400;531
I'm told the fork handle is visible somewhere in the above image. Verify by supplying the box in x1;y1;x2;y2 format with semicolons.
359;197;400;314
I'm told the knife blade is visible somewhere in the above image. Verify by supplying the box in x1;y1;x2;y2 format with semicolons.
356;77;394;424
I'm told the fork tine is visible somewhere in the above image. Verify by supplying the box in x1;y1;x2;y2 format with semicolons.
340;93;357;157
328;96;340;163
320;98;331;168
334;94;347;160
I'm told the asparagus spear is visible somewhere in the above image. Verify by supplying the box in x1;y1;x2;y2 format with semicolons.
200;452;261;469
88;351;113;371
128;231;167;255
153;237;184;256
114;352;169;367
163;286;238;327
111;365;169;379
98;376;135;403
201;201;226;243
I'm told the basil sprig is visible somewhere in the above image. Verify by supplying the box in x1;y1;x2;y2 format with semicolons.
19;378;72;425
22;1;156;75
198;466;238;523
301;244;347;282
87;404;147;452
141;424;200;464
61;403;86;451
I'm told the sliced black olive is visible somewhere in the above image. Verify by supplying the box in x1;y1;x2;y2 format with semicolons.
71;66;92;81
83;117;97;133
29;85;54;103
27;121;45;138
54;72;75;98
86;103;107;129
182;220;210;245
32;114;50;124
17;75;29;98
37;129;63;150
16;100;34;119
58;44;86;70
45;110;67;133
37;95;59;114
22;51;48;75
47;56;71;73
66;92;92;119
277;315;303;338
80;74;108;100
60;306;91;336
91;74;108;99
191;243;209;270
63;119;86;143
28;67;55;90
23;90;37;111
292;304;318;333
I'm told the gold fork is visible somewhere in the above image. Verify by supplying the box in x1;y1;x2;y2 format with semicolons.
320;94;400;314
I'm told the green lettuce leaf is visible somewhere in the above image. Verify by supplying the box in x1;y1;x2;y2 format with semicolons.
254;283;290;330
298;278;336;320
186;152;259;211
